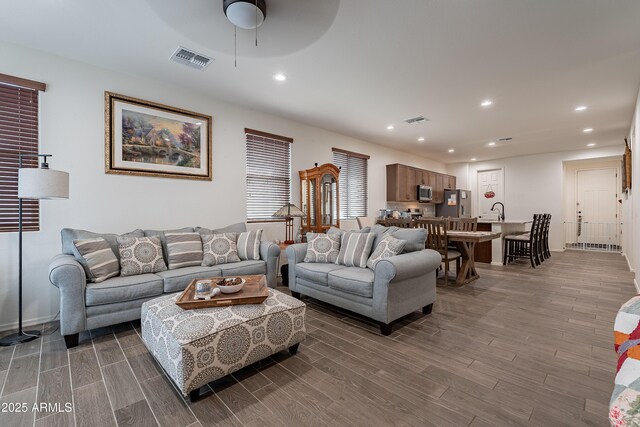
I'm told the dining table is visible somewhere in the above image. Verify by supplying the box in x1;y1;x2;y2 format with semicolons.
446;230;502;285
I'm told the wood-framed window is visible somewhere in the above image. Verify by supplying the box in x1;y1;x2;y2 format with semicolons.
0;73;46;232
245;128;293;221
332;147;369;220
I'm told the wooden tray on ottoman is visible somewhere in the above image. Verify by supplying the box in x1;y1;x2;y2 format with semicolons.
176;275;269;309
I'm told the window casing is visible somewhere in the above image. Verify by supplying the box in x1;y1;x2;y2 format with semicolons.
332;148;369;220
245;129;292;221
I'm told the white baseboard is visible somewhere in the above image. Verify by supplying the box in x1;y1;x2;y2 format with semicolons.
634;278;639;294
490;262;503;266
624;252;636;273
0;314;57;333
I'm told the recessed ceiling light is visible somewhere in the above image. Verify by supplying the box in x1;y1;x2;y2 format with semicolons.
273;73;287;82
575;105;588;111
386;125;394;130
448;149;455;153
488;142;496;147
417;137;425;142
587;143;596;147
583;128;593;133
471;158;477;161
195;122;202;125
481;100;493;107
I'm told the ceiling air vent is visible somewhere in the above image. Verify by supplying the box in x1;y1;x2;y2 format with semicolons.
497;137;513;142
169;47;214;71
404;116;429;125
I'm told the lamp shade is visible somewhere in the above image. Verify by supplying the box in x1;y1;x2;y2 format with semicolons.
272;203;305;218
18;168;69;199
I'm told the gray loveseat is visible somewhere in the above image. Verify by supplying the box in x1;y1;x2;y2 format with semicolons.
286;225;441;335
48;222;280;348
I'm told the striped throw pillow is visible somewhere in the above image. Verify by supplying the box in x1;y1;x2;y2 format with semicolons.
73;238;120;282
201;233;241;266
336;232;376;268
165;232;203;269
237;229;262;261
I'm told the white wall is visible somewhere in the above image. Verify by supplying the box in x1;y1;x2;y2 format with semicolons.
0;41;446;330
626;87;640;289
447;147;624;251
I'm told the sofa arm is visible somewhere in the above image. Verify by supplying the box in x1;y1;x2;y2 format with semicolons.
259;241;281;288
375;249;441;283
286;243;308;264
48;254;87;336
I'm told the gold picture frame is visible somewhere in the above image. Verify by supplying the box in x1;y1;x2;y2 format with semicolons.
105;91;212;180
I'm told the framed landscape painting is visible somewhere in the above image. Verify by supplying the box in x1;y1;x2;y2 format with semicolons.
105;92;212;180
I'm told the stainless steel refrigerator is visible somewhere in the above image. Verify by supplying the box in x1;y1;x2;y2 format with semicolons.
436;189;471;218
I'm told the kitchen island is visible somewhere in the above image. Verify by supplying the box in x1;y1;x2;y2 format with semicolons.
475;219;532;265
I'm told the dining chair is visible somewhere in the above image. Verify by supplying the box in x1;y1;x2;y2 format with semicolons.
503;214;542;268
448;217;478;231
384;218;413;228
415;218;461;286
356;216;374;230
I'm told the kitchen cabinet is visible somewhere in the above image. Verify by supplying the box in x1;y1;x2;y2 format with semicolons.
386;164;457;204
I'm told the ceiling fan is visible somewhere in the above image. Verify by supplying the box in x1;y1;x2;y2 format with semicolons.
145;0;340;59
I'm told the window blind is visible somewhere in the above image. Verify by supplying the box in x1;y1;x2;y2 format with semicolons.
0;81;41;232
245;129;292;220
332;148;369;219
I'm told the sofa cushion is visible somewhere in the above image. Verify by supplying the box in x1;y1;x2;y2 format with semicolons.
165;232;203;269
201;233;240;266
237;230;262;261
327;267;375;298
336;232;376;268
117;236;167;276
296;262;346;285
85;273;163;306
305;233;341;264
156;266;223;293
62;228;144;262
73;238;120;283
370;224;399;249
219;260;266;277
391;228;427;253
195;222;247;235
144;227;194;264
367;235;406;269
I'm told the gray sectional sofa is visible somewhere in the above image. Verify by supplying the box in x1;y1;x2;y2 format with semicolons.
48;222;280;348
286;225;441;335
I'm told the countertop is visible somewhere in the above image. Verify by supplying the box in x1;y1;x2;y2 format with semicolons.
477;219;532;224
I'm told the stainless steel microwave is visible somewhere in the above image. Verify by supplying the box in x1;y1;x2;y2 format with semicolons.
418;185;433;202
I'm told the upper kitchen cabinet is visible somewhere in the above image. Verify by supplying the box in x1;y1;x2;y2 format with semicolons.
387;164;417;201
386;164;456;204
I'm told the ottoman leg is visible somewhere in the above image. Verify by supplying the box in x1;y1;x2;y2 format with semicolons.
289;343;300;355
189;388;201;402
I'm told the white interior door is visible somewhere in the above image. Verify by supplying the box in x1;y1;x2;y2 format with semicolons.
477;169;504;219
576;168;618;245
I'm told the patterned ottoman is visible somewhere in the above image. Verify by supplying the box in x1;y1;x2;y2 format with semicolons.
141;287;306;401
610;295;640;426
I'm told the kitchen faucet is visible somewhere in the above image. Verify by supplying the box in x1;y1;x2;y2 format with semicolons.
491;202;505;222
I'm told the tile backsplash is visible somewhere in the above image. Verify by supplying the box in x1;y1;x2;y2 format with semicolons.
385;202;436;217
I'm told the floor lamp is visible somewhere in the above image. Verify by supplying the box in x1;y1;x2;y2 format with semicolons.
0;154;69;346
272;203;305;244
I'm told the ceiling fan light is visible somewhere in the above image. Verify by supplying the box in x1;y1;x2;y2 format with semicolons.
224;0;267;30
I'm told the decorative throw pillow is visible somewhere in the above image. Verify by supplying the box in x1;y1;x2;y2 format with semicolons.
72;238;120;283
304;233;341;263
366;235;407;270
336;232;376;268
164;232;203;269
117;236;167;276
237;229;262;261
201;233;241;266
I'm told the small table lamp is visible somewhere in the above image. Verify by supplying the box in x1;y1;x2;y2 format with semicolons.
0;154;69;346
272;203;305;245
